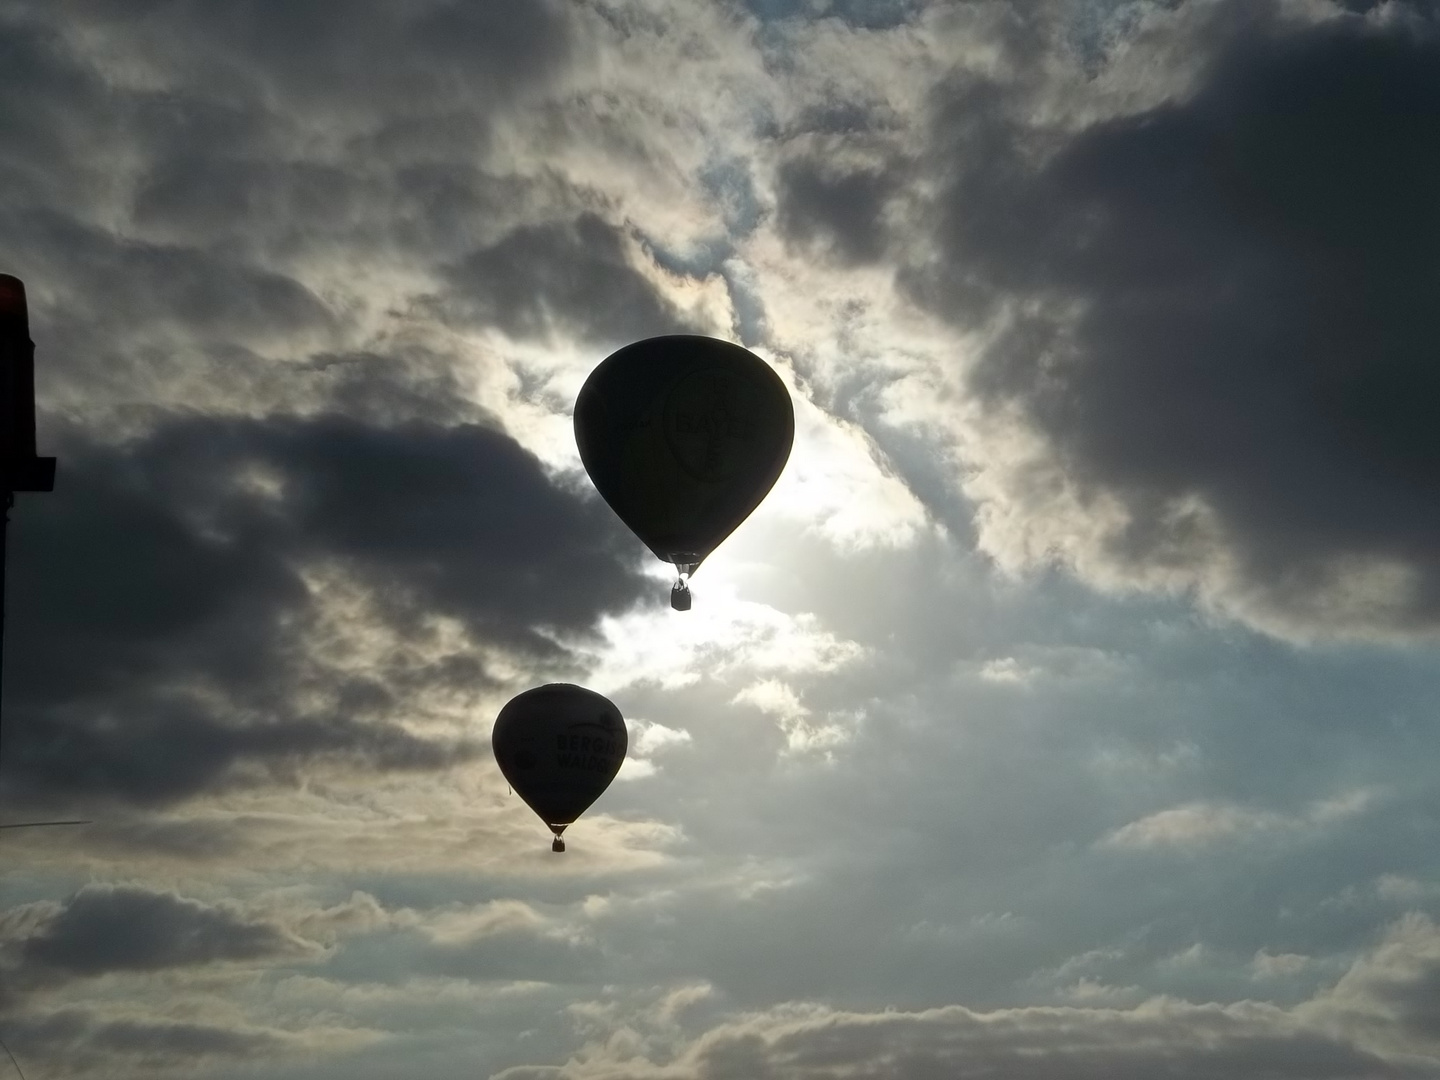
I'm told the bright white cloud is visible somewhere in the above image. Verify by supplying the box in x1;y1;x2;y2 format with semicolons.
616;720;695;781
730;678;854;754
1253;950;1313;980
763;358;934;551
586;584;865;693
1101;801;1284;849
1101;790;1379;850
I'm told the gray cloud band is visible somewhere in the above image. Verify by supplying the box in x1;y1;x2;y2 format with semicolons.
2;415;649;809
886;2;1440;638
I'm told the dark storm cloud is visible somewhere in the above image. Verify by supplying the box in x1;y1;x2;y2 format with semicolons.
2;413;650;808
774;154;904;265
770;89;914;269
1;1007;285;1078
12;210;335;340
244;415;651;635
15;884;311;976
0;0;675;820
0;886;314;1074
63;0;572;115
128;152;532;266
906;2;1440;636
0;2;498;341
442;212;702;346
0;0;705;439
303;347;480;427
1;0;567;245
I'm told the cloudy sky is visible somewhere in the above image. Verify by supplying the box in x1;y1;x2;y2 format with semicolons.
4;0;1440;1076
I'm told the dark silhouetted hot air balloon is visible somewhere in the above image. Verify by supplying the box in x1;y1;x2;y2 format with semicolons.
575;335;794;610
492;684;627;852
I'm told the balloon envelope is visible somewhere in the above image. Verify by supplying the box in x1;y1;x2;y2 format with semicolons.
492;684;627;845
574;336;794;576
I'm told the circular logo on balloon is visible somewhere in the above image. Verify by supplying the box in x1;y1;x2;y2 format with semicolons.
663;367;759;483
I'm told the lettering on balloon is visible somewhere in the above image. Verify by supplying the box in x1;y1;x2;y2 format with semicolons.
492;685;628;842
554;753;621;773
554;732;623;772
671;411;754;439
664;368;761;482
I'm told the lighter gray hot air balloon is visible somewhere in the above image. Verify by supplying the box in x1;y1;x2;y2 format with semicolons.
492;684;627;852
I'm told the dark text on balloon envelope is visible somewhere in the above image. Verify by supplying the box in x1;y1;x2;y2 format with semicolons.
669;410;754;439
555;734;623;773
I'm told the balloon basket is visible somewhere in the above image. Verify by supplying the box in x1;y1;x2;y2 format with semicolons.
670;581;692;611
552;836;565;853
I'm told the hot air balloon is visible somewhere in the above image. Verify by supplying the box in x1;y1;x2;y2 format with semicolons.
492;683;627;852
575;335;794;610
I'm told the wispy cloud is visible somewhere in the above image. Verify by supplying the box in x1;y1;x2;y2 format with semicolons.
1100;790;1379;850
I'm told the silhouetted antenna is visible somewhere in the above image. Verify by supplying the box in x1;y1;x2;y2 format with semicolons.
0;274;56;758
0;1032;25;1080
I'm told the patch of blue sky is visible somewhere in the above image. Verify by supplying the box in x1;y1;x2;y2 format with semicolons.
637;157;756;284
721;258;769;346
701;157;764;239
638;156;770;345
1065;0;1175;72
